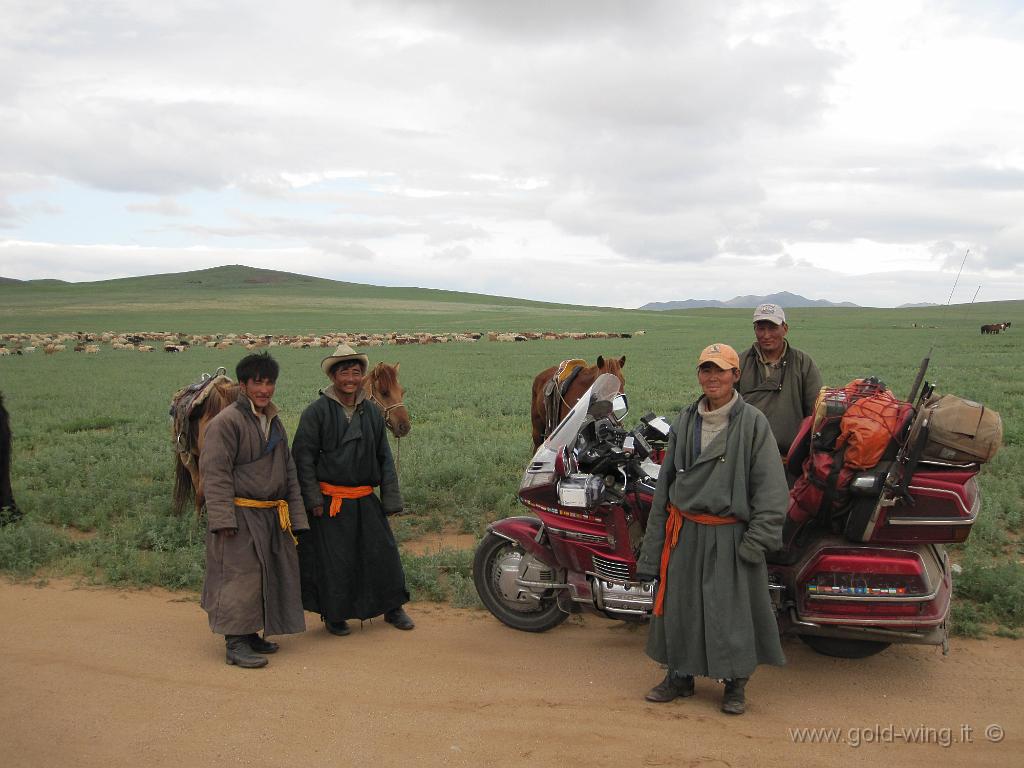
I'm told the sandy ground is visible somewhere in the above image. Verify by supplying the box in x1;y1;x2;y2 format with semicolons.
1;580;1020;768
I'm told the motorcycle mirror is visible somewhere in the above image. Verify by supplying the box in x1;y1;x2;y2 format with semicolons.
611;393;628;421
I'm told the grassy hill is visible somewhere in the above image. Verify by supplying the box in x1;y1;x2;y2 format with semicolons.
2;264;1022;337
0;264;661;334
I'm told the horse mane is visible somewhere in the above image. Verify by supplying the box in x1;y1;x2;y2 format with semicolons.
170;378;238;515
370;362;398;394
203;380;239;419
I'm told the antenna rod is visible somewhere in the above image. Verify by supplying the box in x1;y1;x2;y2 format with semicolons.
907;349;932;404
962;285;981;320
944;248;969;307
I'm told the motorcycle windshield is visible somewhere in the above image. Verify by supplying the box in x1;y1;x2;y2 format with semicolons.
519;373;623;493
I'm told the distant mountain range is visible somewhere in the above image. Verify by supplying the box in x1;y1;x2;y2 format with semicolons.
639;291;859;311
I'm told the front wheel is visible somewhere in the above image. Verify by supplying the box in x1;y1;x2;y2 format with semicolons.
472;532;568;633
799;635;891;658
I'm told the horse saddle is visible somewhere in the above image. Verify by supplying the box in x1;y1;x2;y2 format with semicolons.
541;359;588;440
169;369;232;456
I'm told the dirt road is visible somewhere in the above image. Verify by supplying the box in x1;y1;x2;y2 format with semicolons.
1;580;1019;768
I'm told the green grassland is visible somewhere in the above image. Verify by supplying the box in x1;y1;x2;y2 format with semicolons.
1;266;1022;634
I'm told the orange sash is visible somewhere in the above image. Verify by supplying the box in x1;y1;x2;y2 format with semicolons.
653;502;740;616
319;482;374;516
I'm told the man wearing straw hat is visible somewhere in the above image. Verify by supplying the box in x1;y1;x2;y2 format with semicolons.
199;352;309;668
292;343;413;636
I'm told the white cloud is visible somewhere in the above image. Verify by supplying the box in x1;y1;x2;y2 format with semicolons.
0;0;1022;306
126;197;190;217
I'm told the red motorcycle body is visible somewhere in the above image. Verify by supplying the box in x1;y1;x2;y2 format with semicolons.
473;374;987;656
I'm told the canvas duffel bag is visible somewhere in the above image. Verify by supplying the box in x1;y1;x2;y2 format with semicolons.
911;394;1002;463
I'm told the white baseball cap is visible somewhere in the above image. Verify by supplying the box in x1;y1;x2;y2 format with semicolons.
752;303;786;325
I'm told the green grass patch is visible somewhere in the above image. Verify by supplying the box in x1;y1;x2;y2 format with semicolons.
954;560;1024;631
62;416;132;433
401;548;479;606
0;520;73;575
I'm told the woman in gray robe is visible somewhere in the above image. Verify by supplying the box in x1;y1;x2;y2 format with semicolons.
635;343;788;714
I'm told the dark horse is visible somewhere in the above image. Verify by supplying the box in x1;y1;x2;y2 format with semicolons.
530;356;626;449
1;392;20;525
172;362;411;515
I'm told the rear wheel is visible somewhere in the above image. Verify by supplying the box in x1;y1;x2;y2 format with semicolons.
472;532;568;633
799;635;891;658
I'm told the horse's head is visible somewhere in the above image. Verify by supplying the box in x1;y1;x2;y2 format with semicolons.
596;355;626;390
365;362;411;438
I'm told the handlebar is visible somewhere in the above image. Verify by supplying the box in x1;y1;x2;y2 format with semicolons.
576;417;667;479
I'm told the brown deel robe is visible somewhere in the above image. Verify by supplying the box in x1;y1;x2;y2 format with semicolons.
199;395;309;636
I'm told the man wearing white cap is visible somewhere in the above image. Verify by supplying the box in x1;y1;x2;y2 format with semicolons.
737;304;821;459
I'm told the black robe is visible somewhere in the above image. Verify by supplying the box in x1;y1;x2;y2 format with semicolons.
292;388;408;622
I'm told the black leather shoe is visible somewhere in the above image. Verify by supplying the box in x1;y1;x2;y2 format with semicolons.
721;677;748;715
225;635;269;668
245;633;279;654
384;607;415;630
644;672;695;703
325;619;351;636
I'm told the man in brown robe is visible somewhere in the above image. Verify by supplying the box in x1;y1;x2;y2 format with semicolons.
199;352;309;668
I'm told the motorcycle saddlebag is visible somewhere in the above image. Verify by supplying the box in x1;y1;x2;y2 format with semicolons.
909;395;1003;464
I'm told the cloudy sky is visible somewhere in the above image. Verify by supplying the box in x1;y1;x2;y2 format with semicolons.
2;0;1022;308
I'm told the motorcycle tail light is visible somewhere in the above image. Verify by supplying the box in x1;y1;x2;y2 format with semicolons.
802;552;929;598
796;548;941;624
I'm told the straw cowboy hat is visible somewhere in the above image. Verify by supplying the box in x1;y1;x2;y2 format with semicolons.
320;343;369;376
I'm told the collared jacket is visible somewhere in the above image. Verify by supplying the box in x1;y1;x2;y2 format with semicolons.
292;387;402;513
636;394;788;679
737;342;822;455
199;394;309;636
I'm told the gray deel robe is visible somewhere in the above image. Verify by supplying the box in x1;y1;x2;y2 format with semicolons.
199;395;309;637
636;394;789;679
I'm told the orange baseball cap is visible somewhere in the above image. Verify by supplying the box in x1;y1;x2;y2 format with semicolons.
697;342;740;370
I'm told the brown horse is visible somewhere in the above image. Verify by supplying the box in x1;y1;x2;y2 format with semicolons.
172;362;410;515
530;356;626;449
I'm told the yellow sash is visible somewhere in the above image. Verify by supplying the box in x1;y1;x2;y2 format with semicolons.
233;497;297;544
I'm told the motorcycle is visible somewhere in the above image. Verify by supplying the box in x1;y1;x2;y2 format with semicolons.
473;364;993;658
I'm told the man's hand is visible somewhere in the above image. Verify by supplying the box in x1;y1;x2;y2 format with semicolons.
311;505;324;518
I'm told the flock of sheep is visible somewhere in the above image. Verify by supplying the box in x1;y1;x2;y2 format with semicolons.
0;329;644;356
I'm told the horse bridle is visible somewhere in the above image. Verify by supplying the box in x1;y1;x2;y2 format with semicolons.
369;392;407;431
366;373;407;434
367;373;407;473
